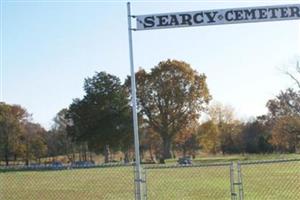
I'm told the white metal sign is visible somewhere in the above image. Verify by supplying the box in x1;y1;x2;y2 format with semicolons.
136;4;300;31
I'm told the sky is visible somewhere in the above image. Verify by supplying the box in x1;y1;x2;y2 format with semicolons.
1;0;300;129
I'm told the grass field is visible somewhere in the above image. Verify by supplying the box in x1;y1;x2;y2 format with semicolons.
0;166;135;200
146;164;231;200
165;153;300;164
1;159;299;200
241;161;300;200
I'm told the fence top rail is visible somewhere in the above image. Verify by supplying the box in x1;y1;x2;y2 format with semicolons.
144;162;231;170
239;158;300;165
0;163;135;172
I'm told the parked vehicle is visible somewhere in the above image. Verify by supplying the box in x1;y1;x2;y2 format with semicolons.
177;157;192;165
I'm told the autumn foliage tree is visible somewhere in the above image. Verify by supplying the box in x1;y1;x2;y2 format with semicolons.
198;121;219;154
174;122;199;157
271;116;300;152
129;60;211;162
0;103;29;165
207;103;242;154
22;122;47;165
265;88;300;153
266;88;300;119
46;109;78;162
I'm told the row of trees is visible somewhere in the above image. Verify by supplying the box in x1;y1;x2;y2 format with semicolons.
65;59;300;163
1;59;299;165
0;104;91;166
65;60;210;163
0;103;47;165
197;98;300;155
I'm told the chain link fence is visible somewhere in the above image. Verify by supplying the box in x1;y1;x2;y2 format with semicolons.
0;159;299;200
239;159;300;200
0;164;135;200
144;163;232;200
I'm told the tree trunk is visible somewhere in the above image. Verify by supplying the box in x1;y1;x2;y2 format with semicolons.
124;151;130;164
84;144;88;161
161;138;172;162
25;159;29;166
104;145;110;163
5;153;9;166
26;144;30;166
72;145;75;161
183;147;187;157
149;145;154;162
89;152;93;162
79;150;82;161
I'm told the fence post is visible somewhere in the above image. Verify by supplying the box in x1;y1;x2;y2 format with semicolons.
230;162;237;200
142;167;148;200
237;162;244;200
133;165;137;200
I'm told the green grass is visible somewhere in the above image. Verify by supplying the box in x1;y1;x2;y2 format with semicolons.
164;153;300;164
0;167;135;200
146;165;231;200
0;158;299;200
241;162;300;200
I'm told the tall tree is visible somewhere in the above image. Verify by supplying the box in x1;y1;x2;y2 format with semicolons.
270;116;300;153
66;72;132;163
266;88;300;119
23;122;47;165
208;102;235;124
197;121;219;154
207;102;242;154
174;122;199;158
139;125;162;163
264;88;300;153
128;60;211;162
0;103;29;165
241;120;273;154
47;109;77;162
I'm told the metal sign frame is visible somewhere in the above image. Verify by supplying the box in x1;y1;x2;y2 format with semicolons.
126;2;300;200
135;4;300;31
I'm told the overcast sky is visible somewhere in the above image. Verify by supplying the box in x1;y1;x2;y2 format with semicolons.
1;0;300;129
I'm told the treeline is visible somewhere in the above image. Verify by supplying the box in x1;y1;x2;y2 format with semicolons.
1;59;299;165
0;104;89;166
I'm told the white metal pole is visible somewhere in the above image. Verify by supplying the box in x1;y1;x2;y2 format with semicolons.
127;2;143;200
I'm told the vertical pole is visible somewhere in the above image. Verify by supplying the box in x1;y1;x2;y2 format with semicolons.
0;0;3;101
143;168;148;200
237;162;244;200
127;2;143;200
230;162;236;200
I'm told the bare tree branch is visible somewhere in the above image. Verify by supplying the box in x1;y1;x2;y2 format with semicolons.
285;71;300;89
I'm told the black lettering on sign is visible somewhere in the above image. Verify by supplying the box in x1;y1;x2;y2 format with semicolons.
290;6;300;17
225;10;234;21
180;14;193;25
244;9;256;20
157;15;170;26
144;16;155;28
234;10;244;21
268;8;279;19
280;7;289;18
193;12;204;24
258;8;268;19
169;15;179;26
205;11;218;23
